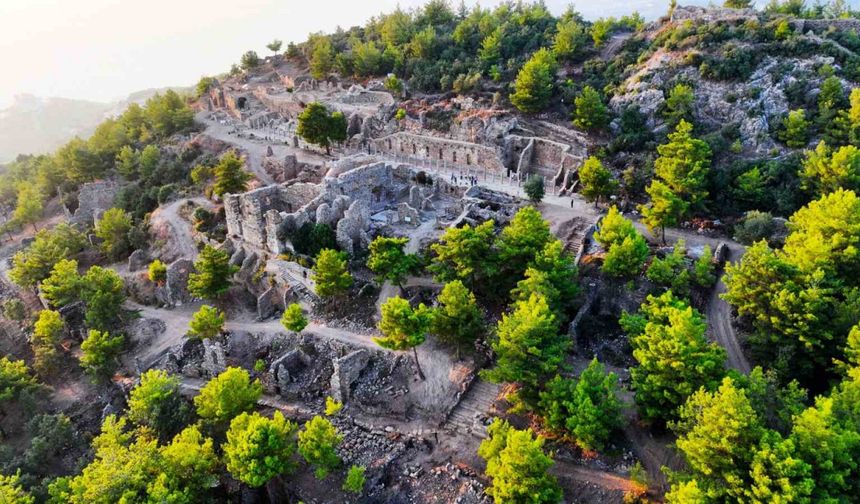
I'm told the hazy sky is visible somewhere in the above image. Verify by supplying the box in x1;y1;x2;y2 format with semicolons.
0;0;732;108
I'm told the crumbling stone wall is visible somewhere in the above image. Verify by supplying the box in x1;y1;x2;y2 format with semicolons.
252;87;304;117
333;85;395;107
371;132;505;173
505;135;584;183
330;349;371;402
165;259;194;306
225;183;323;250
70;181;120;227
230;161;426;255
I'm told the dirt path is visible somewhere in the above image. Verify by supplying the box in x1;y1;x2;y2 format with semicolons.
633;221;751;374
148;197;215;262
706;263;751;374
552;460;642;494
196;111;328;185
128;300;385;367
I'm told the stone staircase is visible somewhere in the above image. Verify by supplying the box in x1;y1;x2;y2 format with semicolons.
559;217;589;258
444;379;501;438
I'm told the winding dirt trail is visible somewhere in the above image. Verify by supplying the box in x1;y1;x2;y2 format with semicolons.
195;111;328;185
635;223;751;374
707;269;751;374
148;197;215;262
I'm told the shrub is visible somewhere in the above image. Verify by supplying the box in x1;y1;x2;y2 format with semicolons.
523;176;545;204
148;260;167;284
280;303;308;333
733;211;777;245
2;299;26;322
343;465;366;494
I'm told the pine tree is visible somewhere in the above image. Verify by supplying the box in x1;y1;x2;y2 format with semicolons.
298;416;342;479
430;280;484;356
224;411;298;487
187;245;238;300
429;220;495;289
212;151;251;197
496;206;553;282
573;86;608;131
594;206;637;249
13;184;43;233
663;83;695;128
127;369;188;439
32;309;64;374
602;233;649;278
187;305;225;340
367;236;419;287
94;208;132;259
297;102;347;154
640;180;689;244
194;367;262;425
482;294;568;401
672;377;764;500
800;141;860;196
478;419;562;504
523;175;545;204
654;119;711;206
780;109;810;149
80;329;124;380
578;156;617;206
624;291;727;423
281;303;308;332
510;48;558;113
538;358;623;451
312;249;353;297
375;297;432;379
40;259;81;308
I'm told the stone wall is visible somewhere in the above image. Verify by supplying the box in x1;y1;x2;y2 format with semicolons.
330;349;371;402
70;181;120;227
229;161;427;255
505;135;584;183
252;87;303;117
371;132;505;173
225;183;324;251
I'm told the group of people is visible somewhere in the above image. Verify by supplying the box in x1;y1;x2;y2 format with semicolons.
450;173;479;187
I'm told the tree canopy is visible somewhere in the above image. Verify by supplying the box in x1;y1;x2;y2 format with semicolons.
187;305;225;340
296;102;348;154
478;419;562;504
312;249;353;297
622;291;727;423
193;367;262;426
224;411;298;487
510;48;557;113
483;293;568;401
187;245;238;300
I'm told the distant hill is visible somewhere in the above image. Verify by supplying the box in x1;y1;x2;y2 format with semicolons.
0;87;192;163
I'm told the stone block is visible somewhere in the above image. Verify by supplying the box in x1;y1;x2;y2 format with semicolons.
202;338;227;377
330;349;371;403
128;250;149;271
166;259;195;306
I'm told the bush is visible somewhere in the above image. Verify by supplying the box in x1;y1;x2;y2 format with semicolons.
2;299;25;322
523;176;545;204
148;260;167;284
733;211;777;245
280;303;308;333
343;465;366;494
